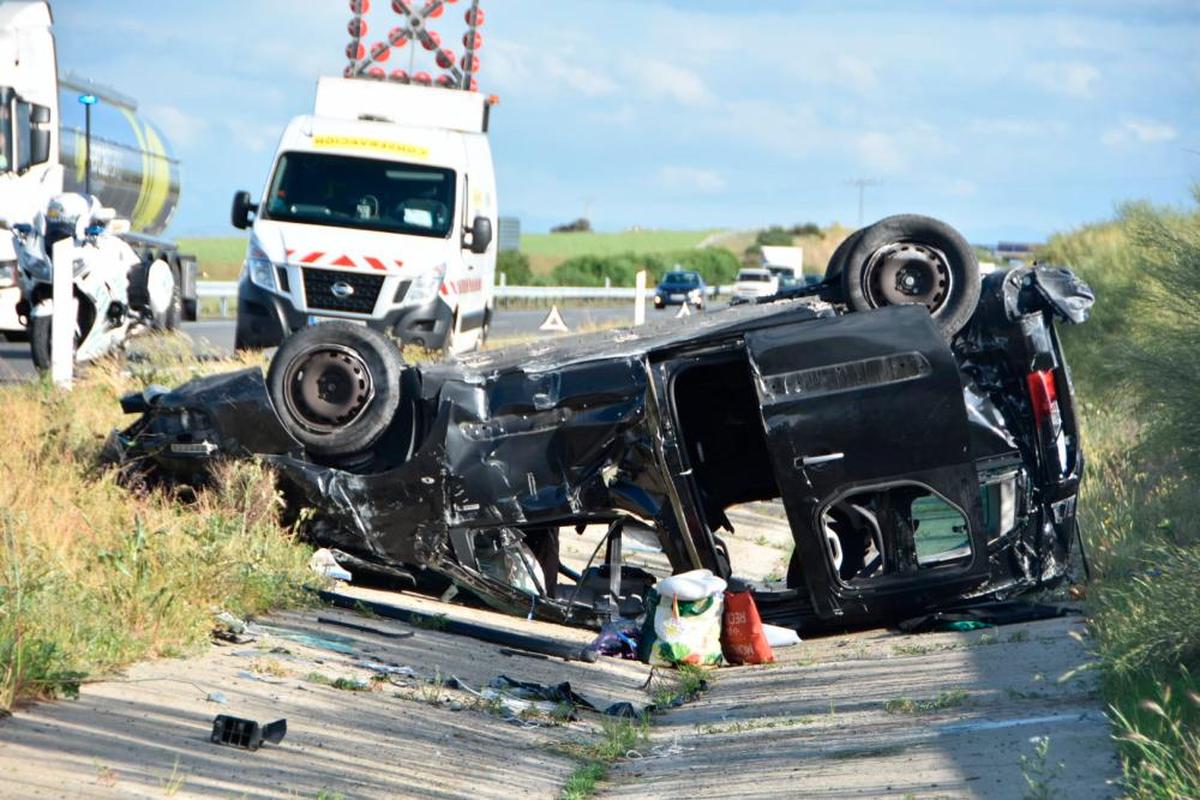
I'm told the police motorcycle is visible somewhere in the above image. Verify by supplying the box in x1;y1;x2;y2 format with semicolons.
10;193;176;370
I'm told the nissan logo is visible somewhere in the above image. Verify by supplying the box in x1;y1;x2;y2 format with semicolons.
330;281;355;299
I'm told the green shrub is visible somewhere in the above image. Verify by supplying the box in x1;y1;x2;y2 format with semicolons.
755;226;794;247
1055;192;1200;798
497;250;533;285
551;248;740;287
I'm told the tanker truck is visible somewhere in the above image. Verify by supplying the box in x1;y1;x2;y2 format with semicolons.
0;0;197;339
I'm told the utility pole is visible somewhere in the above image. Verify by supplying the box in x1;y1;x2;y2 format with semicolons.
846;178;881;226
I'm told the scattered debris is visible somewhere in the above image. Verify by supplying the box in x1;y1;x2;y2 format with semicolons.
209;715;287;751
315;616;415;640
762;624;802;649
309;548;353;582
253;624;357;655
321;591;598;662
205;692;228;705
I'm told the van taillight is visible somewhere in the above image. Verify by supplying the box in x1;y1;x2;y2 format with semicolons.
1026;370;1058;426
1027;369;1068;474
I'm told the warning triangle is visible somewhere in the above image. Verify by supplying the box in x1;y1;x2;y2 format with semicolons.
675;302;692;318
539;305;570;333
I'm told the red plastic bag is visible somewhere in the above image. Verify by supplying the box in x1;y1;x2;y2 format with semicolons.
721;591;774;665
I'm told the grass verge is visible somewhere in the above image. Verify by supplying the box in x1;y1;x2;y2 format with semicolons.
1044;195;1200;798
0;338;317;711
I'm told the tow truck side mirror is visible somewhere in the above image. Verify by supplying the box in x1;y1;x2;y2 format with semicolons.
231;191;257;230
466;215;492;255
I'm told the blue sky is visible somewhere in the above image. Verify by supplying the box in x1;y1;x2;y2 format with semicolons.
54;0;1198;243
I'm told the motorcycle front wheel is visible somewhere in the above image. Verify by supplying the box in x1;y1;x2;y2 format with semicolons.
29;315;80;372
29;314;54;371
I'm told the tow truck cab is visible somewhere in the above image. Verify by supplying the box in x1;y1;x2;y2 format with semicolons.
232;78;498;354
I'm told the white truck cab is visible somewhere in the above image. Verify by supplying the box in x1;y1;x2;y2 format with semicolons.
0;0;58;333
232;77;498;354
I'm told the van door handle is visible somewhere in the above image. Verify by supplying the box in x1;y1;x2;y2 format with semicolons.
796;452;844;468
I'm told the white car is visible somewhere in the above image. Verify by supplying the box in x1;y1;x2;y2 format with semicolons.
732;268;779;302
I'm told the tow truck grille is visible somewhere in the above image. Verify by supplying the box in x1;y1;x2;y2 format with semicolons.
302;269;384;314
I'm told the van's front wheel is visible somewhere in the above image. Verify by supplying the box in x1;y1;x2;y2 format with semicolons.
267;322;405;459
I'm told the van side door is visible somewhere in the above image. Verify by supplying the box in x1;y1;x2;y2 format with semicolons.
746;305;989;622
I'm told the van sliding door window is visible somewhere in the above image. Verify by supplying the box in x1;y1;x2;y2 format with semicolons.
262;151;456;238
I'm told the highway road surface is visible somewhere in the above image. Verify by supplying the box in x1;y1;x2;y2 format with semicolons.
0;303;709;383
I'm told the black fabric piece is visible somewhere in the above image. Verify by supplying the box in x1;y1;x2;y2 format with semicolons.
896;601;1078;634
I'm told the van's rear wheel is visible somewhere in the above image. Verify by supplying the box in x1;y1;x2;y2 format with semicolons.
832;215;980;340
267;322;405;458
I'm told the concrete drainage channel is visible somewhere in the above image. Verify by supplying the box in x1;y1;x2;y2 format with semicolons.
0;590;1119;798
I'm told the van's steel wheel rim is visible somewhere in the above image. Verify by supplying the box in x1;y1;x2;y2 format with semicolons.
282;345;375;433
861;242;951;312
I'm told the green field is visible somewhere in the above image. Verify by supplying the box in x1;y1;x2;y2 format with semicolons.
521;229;721;276
178;230;723;282
178;236;246;282
520;229;719;258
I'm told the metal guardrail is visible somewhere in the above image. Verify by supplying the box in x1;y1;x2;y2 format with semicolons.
196;281;728;302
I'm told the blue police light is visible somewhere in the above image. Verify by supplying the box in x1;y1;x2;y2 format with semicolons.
78;93;98;106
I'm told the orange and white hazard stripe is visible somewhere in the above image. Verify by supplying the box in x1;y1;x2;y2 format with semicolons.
285;249;405;273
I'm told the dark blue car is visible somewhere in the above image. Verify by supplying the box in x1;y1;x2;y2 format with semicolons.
653;270;706;310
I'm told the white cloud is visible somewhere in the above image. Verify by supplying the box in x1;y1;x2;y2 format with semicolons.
969;118;1069;138
1024;61;1101;98
853;132;907;174
657;166;725;194
144;104;207;149
832;55;878;94
225;118;283;154
625;57;713;107
586;103;637;127
488;40;617;97
1102;118;1178;146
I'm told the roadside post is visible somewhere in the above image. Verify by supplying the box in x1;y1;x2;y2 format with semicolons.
50;238;72;388
634;270;646;326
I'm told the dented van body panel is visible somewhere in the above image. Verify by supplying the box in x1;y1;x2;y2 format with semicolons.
114;266;1094;631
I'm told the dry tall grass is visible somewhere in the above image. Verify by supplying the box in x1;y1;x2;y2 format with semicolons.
0;337;316;710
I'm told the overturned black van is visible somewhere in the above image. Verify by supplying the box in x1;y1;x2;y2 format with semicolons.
112;216;1094;631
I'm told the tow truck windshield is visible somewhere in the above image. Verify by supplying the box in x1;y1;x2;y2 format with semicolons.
263;151;456;238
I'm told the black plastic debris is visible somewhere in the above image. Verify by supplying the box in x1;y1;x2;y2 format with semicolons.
316;616;415;640
489;675;648;718
210;715;287;751
895;601;1077;634
320;590;598;662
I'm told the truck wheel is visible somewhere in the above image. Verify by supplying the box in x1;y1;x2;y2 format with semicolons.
267;322;405;459
839;215;980;339
29;315;52;371
145;259;178;331
163;262;183;330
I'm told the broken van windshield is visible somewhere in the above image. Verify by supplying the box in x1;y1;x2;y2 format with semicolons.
262;151;456;238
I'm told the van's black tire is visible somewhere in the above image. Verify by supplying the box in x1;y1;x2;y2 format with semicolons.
823;228;867;283
839;215;980;339
267;322;405;459
29;315;52;371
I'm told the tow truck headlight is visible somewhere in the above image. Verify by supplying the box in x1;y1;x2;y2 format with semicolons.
405;265;445;305
244;240;276;291
247;257;275;291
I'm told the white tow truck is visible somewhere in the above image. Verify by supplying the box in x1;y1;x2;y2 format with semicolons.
231;77;497;353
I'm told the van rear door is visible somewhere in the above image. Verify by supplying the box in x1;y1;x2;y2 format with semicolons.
746;305;989;621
